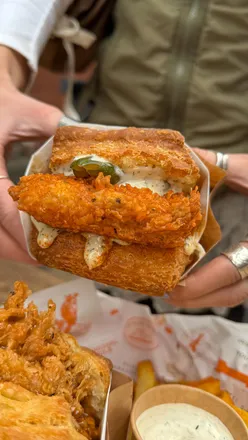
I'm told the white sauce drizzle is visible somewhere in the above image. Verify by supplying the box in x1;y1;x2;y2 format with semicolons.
136;403;234;440
31;217;59;249
82;233;129;270
184;235;205;258
83;233;109;270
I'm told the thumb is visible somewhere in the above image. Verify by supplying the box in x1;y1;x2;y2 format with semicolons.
10;93;63;142
0;152;27;250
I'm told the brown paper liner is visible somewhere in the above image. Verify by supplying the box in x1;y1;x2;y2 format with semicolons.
199;159;227;253
107;371;133;440
197;155;227;190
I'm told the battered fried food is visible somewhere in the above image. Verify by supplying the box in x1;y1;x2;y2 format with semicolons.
9;173;202;248
0;382;86;440
0;282;112;439
50;127;200;190
30;230;191;295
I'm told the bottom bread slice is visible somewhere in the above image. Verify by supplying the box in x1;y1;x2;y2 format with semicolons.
30;228;191;296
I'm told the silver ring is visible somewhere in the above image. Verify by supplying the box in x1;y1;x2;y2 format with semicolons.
222;244;248;280
0;175;9;180
216;152;229;170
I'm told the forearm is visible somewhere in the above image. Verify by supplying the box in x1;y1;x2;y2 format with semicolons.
0;45;30;90
0;0;73;75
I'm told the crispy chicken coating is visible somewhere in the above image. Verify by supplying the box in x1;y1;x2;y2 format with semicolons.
9;173;202;248
0;382;87;440
0;282;112;440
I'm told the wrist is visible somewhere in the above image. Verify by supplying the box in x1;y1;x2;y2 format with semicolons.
0;45;30;90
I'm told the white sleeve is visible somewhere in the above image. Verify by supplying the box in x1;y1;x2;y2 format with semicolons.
0;0;74;71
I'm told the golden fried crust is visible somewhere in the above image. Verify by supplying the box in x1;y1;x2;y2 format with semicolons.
9;174;202;248
0;282;112;439
50;127;200;186
30;228;191;295
0;382;86;440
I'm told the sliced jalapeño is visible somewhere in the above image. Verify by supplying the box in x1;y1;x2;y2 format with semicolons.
70;156;123;184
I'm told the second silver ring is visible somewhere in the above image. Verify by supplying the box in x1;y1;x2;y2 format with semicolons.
216;152;229;170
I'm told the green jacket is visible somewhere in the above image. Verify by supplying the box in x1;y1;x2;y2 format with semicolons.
79;0;248;153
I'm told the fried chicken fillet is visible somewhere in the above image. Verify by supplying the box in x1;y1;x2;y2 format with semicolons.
9;173;201;248
9;127;203;295
0;282;112;440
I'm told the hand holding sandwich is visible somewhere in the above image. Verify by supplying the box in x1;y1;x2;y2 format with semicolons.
167;149;248;309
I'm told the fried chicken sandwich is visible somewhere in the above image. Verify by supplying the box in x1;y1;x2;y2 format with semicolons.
9;127;204;296
0;281;112;439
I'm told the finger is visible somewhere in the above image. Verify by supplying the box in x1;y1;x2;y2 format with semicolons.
168;255;241;303
193;148;216;165
168;278;248;309
0;154;27;250
15;95;62;140
0;225;36;264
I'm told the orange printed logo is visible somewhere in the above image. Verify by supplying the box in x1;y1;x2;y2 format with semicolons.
189;333;204;352
94;340;118;356
165;326;173;334
56;293;91;336
124;317;158;350
110;308;119;316
216;359;248;387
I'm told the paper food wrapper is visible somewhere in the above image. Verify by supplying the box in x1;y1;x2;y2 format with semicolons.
27;279;248;440
20;122;225;293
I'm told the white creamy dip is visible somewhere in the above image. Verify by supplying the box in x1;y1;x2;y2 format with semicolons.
31;217;59;248
136;403;234;440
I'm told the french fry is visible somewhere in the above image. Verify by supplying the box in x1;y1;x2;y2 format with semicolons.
219;391;248;427
231;405;248;428
180;377;221;396
134;360;157;402
219;390;234;405
126;361;157;440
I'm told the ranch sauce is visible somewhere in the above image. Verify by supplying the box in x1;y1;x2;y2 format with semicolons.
31;217;59;248
136;403;234;440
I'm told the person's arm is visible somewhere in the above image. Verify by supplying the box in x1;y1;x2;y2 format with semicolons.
0;0;73;262
0;45;29;90
0;0;73;74
166;151;248;309
0;45;63;263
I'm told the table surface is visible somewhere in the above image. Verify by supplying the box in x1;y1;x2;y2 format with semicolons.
0;260;76;303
